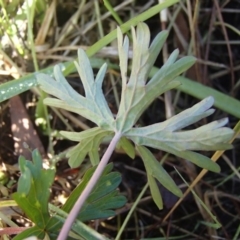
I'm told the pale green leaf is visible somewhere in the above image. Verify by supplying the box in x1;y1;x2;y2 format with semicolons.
139;140;220;172
174;150;221;172
61;128;112;167
37;59;114;129
115;23;195;132
117;26;129;87
145;56;196;106
127;125;233;152
125;97;234;172
37;71;99;125
75;49;114;127
162;48;180;68
129;23;151;86
156;96;215;132
35;22;234;212
147;30;169;74
89;149;100;166
60;127;108;141
42;97;97;121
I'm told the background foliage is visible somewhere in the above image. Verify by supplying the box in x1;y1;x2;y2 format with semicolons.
0;0;240;239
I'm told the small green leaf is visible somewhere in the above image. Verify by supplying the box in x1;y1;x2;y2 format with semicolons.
130;23;151;86
17;156;32;194
32;148;43;169
117;137;135;159
117;26;129;86
61;163;126;222
12;150;55;229
148;30;169;73
144;56;196;110
13;226;45;240
61;128;112;167
137;145;182;198
147;173;163;209
176;150;221;173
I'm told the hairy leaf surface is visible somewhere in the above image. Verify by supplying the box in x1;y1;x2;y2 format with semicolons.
37;22;234;208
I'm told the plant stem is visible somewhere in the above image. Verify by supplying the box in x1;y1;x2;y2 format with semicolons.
57;131;122;240
0;227;29;235
115;183;149;240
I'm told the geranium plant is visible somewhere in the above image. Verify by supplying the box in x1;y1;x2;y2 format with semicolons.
36;22;234;239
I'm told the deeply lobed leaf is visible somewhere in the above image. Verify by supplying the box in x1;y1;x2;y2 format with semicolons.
37;53;115;129
61;163;126;222
126;97;234;173
126;97;233;153
61;128;113;167
12;150;55;233
137;145;182;201
36;22;234;210
115;25;196;132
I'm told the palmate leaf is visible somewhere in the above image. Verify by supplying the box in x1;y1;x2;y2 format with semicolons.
61;127;112;167
42;163;125;239
12;150;55;239
13;157;125;239
61;163;126;222
37;22;234;210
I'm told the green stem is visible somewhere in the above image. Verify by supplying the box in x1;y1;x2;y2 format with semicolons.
115;183;149;240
